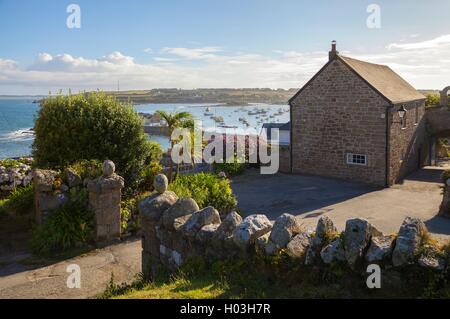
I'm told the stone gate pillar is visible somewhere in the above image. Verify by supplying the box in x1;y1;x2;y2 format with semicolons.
33;169;67;224
139;174;178;279
439;178;450;217
87;160;124;243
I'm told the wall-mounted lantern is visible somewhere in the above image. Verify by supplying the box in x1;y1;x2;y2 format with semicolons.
393;104;407;124
397;104;407;119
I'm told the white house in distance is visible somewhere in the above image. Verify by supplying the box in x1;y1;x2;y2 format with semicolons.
260;122;290;145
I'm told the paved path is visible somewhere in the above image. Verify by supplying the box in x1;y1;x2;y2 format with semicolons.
0;239;141;299
232;167;450;242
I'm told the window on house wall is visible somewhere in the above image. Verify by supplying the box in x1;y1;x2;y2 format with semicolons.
346;153;368;166
402;113;407;129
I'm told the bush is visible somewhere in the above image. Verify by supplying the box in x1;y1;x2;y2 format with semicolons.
67;159;103;180
214;154;247;177
139;162;163;192
146;141;163;163
138;141;163;192
0;157;33;169
120;197;141;234
32;92;153;186
168;173;237;213
30;188;94;256
0;184;34;216
425;93;440;108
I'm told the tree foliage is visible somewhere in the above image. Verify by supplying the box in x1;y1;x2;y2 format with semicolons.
33;92;152;185
425;93;440;108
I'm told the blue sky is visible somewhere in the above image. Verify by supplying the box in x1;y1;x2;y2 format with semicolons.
0;0;449;94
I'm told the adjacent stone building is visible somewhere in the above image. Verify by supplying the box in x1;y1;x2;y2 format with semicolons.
289;41;427;186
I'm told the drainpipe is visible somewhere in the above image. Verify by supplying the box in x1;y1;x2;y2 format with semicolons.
385;105;392;187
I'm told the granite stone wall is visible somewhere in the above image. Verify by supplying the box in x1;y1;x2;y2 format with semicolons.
388;100;427;185
278;145;291;173
140;174;449;279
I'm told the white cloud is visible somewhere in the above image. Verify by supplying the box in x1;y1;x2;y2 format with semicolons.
1;35;450;94
143;48;153;53
27;51;136;73
153;57;177;62
387;34;450;50
0;58;18;70
161;46;222;60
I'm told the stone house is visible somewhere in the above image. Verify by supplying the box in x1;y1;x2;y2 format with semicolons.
289;41;427;187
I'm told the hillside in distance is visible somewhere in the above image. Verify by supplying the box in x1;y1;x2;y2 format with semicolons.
105;88;298;105
105;88;438;106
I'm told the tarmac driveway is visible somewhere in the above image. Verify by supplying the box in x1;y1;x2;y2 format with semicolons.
231;167;450;242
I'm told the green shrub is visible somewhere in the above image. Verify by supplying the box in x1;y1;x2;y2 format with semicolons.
146;141;163;163
0;157;33;169
139;162;163;191
137;140;163;192
120;197;141;234
67;159;103;180
32;92;153;186
425;93;440;108
120;203;131;233
0;158;21;169
30;188;93;256
214;154;247;177
0;184;34;216
168;173;237;213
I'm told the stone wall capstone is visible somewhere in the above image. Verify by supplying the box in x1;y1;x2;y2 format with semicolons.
140;174;448;279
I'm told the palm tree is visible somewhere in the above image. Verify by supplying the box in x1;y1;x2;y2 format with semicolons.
154;110;193;180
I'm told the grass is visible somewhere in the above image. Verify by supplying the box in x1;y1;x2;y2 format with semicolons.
0;184;34;216
111;277;227;299
100;254;448;299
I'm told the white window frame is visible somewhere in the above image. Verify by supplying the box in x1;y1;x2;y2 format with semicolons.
346;153;368;166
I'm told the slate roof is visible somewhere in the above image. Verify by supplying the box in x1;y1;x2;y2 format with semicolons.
289;54;425;105
338;55;425;104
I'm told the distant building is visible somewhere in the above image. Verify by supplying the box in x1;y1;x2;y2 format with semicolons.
289;41;427;186
261;122;290;145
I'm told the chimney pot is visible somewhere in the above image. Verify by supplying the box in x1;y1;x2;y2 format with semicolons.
329;40;339;61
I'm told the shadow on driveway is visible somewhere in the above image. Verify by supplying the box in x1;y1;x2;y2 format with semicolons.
231;169;378;220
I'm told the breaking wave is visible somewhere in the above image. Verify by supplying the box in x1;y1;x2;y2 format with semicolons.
0;128;35;142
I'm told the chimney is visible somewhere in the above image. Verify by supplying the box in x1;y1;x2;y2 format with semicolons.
329;40;339;61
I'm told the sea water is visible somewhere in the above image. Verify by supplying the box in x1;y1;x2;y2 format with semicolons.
0;99;289;159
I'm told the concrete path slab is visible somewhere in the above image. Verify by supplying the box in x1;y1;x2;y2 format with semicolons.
232;167;450;242
0;239;141;299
